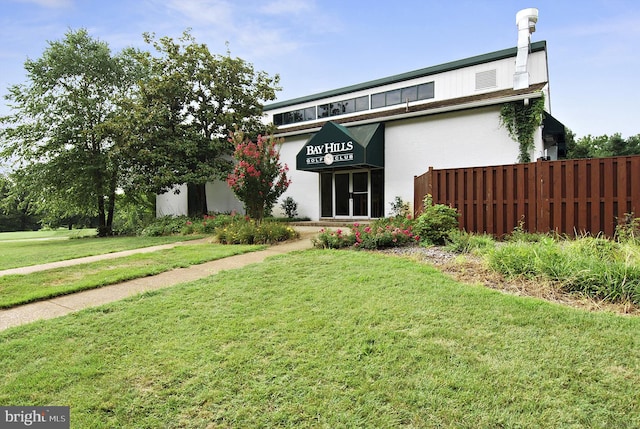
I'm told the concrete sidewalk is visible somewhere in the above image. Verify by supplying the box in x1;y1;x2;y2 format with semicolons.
0;227;320;332
0;238;212;277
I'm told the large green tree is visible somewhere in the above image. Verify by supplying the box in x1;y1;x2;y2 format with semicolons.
0;29;142;236
0;173;40;231
125;31;281;216
566;132;640;159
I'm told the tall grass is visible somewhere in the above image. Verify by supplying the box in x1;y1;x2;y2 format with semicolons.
488;236;640;304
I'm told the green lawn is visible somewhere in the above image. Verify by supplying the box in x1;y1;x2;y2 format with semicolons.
0;233;206;270
1;250;638;428
0;243;264;308
0;228;96;241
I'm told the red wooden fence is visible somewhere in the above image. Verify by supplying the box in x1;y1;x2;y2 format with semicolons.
414;155;640;237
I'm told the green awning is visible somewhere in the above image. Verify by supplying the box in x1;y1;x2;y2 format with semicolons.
296;122;384;171
542;112;567;157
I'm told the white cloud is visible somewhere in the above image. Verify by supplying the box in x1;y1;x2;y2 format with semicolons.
148;0;313;60
11;0;72;7
164;0;234;27
260;0;314;15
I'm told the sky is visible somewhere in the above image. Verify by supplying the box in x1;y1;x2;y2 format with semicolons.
1;0;639;139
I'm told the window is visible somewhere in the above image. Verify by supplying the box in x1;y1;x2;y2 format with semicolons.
371;82;434;110
330;100;355;116
371;92;385;109
401;86;418;103
272;81;435;126
341;100;355;114
317;104;329;118
355;96;369;111
385;89;401;106
283;111;294;125
417;82;434;100
304;107;316;121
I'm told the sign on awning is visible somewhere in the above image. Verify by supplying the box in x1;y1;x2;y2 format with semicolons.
296;122;384;171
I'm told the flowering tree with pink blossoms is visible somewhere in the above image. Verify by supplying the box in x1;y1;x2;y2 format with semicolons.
226;130;291;222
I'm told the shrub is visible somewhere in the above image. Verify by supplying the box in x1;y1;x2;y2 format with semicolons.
181;214;244;235
312;218;420;250
141;216;190;236
414;194;459;245
112;192;156;235
445;230;496;254
141;213;245;237
280;197;298;219
505;218;551;242
311;228;356;249
389;196;411;218
615;212;640;244
215;218;299;244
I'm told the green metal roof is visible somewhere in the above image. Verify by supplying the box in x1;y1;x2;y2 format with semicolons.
265;41;547;111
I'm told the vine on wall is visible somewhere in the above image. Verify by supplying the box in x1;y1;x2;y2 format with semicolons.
499;94;546;162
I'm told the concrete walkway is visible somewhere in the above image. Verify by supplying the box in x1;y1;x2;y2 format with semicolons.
0;227;320;332
0;238;213;277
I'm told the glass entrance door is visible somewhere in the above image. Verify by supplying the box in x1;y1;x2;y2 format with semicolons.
352;172;368;217
335;173;350;216
334;171;369;218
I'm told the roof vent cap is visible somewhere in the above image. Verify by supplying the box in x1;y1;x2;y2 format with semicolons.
513;8;539;90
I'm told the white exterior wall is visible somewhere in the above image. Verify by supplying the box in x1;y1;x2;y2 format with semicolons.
274;134;319;219
383;107;520;214
156;184;188;217
205;181;245;215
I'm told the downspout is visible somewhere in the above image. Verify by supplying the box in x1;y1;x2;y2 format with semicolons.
513;8;538;90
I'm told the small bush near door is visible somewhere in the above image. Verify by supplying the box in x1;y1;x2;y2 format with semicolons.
280;197;298;219
413;195;459;245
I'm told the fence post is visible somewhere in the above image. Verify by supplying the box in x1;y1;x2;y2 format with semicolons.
536;158;545;234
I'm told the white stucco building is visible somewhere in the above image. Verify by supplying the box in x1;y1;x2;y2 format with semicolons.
157;8;566;221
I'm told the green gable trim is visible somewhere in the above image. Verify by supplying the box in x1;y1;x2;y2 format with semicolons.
266;41;546;111
296;122;384;172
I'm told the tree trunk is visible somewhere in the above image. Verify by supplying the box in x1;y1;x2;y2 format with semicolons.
95;171;111;237
97;194;109;236
106;172;118;235
188;183;208;217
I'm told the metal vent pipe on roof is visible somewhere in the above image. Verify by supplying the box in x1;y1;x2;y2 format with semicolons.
513;7;538;90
